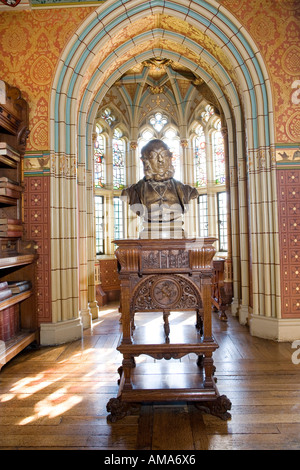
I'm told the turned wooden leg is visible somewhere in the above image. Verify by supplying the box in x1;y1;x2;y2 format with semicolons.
122;354;134;391
203;352;214;388
163;311;170;342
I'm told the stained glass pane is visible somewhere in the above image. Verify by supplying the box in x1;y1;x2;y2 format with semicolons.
94;129;105;188
213;122;225;185
113;132;125;190
194;127;207;187
95;195;104;254
217;192;228;251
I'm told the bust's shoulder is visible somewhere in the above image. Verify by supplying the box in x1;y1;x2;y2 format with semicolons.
173;179;198;201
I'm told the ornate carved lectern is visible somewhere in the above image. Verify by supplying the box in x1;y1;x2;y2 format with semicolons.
106;238;231;422
106;139;231;422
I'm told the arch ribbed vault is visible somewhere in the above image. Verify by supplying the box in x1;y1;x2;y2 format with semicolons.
49;0;280;339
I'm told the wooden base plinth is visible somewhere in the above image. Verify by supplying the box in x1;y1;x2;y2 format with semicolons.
107;362;231;422
107;355;232;423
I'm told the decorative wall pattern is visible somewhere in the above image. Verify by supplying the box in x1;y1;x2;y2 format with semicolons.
220;0;300;144
0;7;95;151
0;2;298;146
277;167;300;318
23;171;51;324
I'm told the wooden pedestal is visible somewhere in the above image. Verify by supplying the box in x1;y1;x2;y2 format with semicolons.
106;238;231;422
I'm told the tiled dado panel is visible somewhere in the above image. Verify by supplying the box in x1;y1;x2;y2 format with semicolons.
23;175;51;324
277;169;300;318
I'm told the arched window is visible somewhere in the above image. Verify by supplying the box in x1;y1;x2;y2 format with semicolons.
112;128;126;190
212;120;225;185
94;124;105;188
193;109;227;252
94;123;126;255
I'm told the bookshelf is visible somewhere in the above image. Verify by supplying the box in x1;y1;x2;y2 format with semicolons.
0;80;38;371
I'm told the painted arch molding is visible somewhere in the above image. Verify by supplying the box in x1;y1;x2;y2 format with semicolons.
49;0;280;334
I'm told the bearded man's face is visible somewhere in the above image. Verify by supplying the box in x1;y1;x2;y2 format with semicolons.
142;145;175;181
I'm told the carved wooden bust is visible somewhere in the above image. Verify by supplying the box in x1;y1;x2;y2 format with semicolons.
121;139;198;238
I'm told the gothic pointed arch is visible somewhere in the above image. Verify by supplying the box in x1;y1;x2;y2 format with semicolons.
49;0;280;340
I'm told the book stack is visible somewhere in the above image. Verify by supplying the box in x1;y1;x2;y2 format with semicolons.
0;280;13;302
0;176;22;200
0;217;23;238
0;142;21;167
7;280;32;294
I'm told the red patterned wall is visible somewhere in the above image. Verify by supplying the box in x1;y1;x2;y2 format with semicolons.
23;175;51;324
277;169;300;318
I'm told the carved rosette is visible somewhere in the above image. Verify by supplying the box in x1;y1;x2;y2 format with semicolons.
131;274;201;312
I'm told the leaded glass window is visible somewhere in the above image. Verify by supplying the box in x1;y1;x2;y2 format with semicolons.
94;125;105;188
150;112;168;132
95;195;104;255
113;129;125;190
217;192;228;251
194;126;207;187
213;120;225;185
194;110;227;251
113;196;124;240
198;194;208;237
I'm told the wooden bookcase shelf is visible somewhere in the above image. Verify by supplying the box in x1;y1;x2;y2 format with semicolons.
0;80;38;372
0;289;33;312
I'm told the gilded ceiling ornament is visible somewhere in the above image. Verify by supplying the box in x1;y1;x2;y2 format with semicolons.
149;86;164;94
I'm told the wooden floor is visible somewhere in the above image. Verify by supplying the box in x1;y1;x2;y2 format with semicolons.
0;303;300;450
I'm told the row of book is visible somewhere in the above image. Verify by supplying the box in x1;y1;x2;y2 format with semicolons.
0;280;32;302
0;176;22;198
0;217;23;238
0;176;23;238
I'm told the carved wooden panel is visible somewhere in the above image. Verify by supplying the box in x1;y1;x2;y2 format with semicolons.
141;249;189;270
131;274;201;312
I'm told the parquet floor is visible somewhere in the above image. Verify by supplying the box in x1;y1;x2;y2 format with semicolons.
0;303;299;450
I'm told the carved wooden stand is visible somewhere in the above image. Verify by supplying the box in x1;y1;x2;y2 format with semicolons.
106;238;231;422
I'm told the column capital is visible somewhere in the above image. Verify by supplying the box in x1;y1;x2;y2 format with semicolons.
180;139;188;148
130;141;138;150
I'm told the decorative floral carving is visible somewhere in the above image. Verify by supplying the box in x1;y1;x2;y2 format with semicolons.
131;274;201;312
